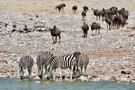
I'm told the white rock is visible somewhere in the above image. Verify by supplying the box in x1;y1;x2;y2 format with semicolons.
93;78;101;82
34;76;40;80
35;81;40;84
102;76;111;81
78;76;88;81
120;78;130;82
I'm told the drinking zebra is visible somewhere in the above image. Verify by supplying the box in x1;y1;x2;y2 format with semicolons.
37;51;54;79
19;56;34;80
73;53;89;77
48;51;81;81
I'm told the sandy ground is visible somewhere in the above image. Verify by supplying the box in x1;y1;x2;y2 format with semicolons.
0;0;135;82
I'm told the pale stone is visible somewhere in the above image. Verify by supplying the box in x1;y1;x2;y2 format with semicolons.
35;81;40;84
78;76;88;81
93;78;101;82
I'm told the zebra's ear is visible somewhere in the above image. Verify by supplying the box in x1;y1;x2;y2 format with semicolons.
74;51;81;56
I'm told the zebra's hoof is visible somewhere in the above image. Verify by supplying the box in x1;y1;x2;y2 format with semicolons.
47;77;50;80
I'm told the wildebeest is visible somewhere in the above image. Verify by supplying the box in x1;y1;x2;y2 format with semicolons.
81;11;86;21
105;16;112;30
83;6;89;12
73;53;89;77
55;3;66;12
50;25;61;44
112;15;126;29
92;8;101;20
82;22;89;37
90;22;101;35
105;14;114;30
118;8;129;21
48;52;81;81
72;5;77;13
19;56;34;80
37;51;54;79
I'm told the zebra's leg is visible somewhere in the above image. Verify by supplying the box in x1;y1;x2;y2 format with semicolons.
53;68;56;80
41;65;43;78
59;67;62;80
84;66;87;77
70;66;73;81
44;65;47;75
28;67;32;79
80;67;83;76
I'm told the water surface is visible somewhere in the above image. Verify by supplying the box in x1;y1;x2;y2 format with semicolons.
0;78;135;90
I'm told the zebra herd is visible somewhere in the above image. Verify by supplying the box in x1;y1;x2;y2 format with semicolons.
19;51;89;81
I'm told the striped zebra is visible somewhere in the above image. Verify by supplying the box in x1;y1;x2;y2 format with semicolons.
37;51;53;79
73;53;89;77
19;56;34;80
48;51;81;81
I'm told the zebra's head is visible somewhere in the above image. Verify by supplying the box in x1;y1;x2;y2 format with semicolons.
74;51;81;60
73;51;81;68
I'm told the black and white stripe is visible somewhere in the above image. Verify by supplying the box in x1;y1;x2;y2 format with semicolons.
48;52;81;80
19;56;34;80
37;51;53;79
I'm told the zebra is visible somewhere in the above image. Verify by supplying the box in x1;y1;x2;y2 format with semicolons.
19;56;34;80
73;53;89;77
37;51;53;79
48;51;81;81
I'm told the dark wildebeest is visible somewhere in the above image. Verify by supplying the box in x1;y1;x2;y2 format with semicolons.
37;51;54;79
112;15;126;29
81;11;86;21
55;3;66;12
50;25;61;43
73;53;89;77
92;8;101;20
90;22;101;35
82;22;89;37
109;6;118;15
19;56;34;80
83;6;89;12
72;5;77;13
118;8;129;21
105;14;114;30
101;7;118;21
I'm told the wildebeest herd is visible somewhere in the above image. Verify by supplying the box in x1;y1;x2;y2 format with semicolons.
7;3;129;44
17;3;129;80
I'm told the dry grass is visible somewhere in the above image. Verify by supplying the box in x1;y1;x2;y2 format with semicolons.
87;50;132;58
